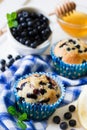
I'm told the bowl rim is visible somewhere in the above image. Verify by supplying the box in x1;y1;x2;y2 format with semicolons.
57;5;87;29
7;6;52;50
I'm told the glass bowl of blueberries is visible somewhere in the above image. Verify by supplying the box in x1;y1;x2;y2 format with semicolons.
7;7;52;55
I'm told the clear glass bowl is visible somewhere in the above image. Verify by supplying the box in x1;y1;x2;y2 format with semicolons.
57;5;87;38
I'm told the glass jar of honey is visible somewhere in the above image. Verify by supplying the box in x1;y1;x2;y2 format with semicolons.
57;5;87;38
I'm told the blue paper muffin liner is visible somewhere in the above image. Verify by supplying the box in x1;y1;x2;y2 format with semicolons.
14;72;65;121
51;42;87;79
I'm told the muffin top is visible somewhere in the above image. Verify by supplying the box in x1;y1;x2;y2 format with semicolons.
16;73;61;104
54;39;87;64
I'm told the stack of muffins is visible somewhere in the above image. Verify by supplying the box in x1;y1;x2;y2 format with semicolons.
51;38;87;79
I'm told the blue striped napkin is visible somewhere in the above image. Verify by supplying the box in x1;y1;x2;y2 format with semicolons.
0;55;87;130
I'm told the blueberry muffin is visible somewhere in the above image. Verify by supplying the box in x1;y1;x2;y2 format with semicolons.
16;73;61;104
54;39;87;64
14;72;65;120
51;38;87;79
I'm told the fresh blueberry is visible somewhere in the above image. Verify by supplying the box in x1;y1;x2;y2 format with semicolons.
60;122;68;130
1;66;5;72
69;105;76;112
25;40;31;46
19;17;25;23
69;119;76;127
28;31;34;36
30;42;37;48
64;112;72;120
26;18;32;22
0;59;6;65
53;116;61;124
19;38;25;44
7;54;13;59
22;11;29;18
21;31;27;37
17;24;23;32
27;21;34;27
17;12;22;19
21;22;27;28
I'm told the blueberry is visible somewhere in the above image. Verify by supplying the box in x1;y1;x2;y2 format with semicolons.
11;27;17;32
17;24;23;32
21;22;27;28
48;84;53;89
53;116;61;124
0;59;6;65
75;45;80;49
17;12;22;19
1;66;5;72
33;89;39;95
30;12;38;19
78;50;83;53
27;93;37;99
42;16;49;24
66;48;71;51
21;31;27;37
9;58;14;64
25;40;31;46
22;11;29;18
28;31;34;36
27;21;34;27
19;17;25;23
72;48;75;50
19;38;25;44
33;29;38;35
40;89;47;95
82;60;86;63
45;27;51;35
37;26;42;31
26;18;32;22
84;48;87;52
38;14;44;19
27;27;33;31
60;122;68;130
64;112;72;120
15;55;21;60
7;54;13;59
30;41;38;48
15;36;20;41
69;119;76;127
69;105;76;112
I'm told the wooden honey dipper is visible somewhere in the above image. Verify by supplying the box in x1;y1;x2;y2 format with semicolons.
49;1;76;17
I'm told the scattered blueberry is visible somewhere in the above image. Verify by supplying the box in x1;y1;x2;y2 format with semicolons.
64;112;72;120
53;116;61;124
69;105;76;112
0;54;22;72
69;119;76;127
15;55;21;60
0;59;6;65
1;66;5;72
60;121;68;130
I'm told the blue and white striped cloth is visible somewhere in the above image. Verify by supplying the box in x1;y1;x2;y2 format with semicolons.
0;55;87;130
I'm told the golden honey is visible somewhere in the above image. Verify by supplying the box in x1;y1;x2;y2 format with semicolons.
58;11;87;38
